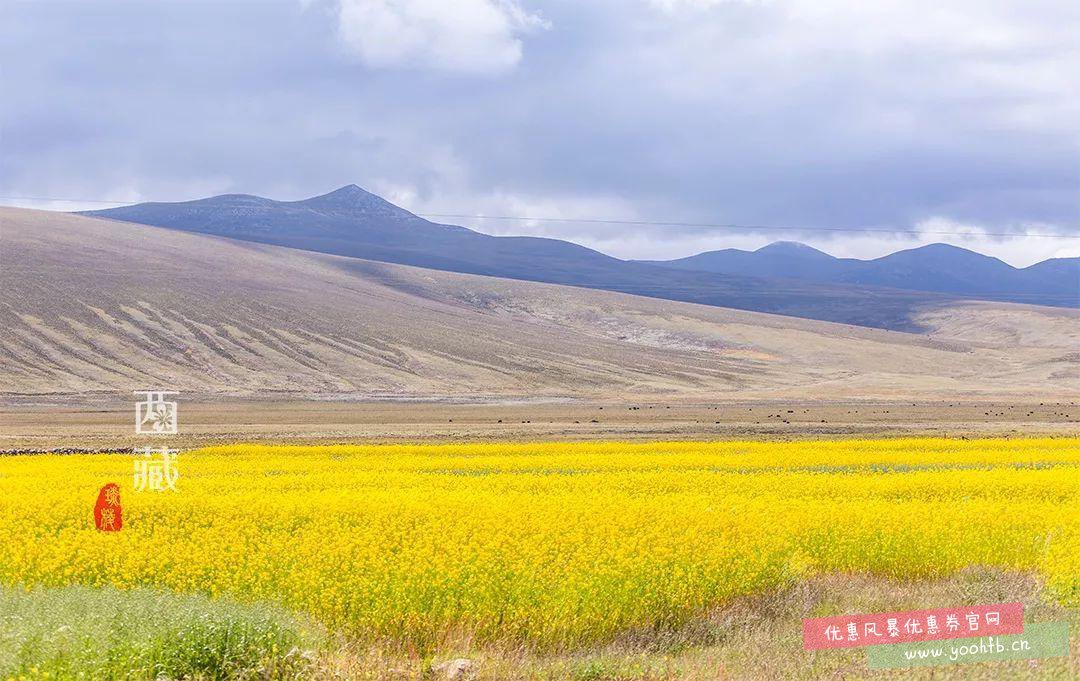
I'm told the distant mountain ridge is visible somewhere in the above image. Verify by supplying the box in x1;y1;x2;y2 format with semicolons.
82;185;1077;331
87;185;623;280
9;207;1079;401
640;241;1078;300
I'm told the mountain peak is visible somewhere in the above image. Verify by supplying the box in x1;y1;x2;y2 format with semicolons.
906;242;973;254
291;184;430;223
877;242;1006;266
301;184;379;206
755;241;833;259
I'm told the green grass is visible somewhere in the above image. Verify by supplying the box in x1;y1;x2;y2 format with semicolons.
0;585;319;680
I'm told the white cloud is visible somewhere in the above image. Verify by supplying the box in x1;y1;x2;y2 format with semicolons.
5;0;1077;268
374;180;643;242
571;225;1077;268
323;0;548;75
380;182;1078;266
648;0;763;11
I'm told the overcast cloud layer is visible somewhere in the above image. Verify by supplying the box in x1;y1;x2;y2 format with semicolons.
2;0;1078;265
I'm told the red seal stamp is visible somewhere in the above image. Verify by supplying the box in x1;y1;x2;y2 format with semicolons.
93;483;123;532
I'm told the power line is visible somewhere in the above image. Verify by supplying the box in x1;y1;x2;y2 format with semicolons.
3;194;1078;240
419;213;1080;240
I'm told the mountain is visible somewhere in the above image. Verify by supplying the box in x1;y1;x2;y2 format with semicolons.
646;241;856;281
83;184;636;283
84;186;1077;328
82;186;954;332
644;242;1078;303
4;207;1078;400
1011;257;1080;292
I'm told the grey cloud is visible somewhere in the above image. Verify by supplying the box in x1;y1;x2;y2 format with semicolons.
1;0;1076;267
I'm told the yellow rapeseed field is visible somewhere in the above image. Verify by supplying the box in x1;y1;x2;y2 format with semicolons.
0;438;1076;649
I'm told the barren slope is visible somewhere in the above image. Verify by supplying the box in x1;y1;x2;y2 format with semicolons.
1;207;1077;401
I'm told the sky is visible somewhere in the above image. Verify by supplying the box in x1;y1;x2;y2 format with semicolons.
2;0;1078;266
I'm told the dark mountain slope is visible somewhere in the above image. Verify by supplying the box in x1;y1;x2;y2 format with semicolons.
646;241;1077;304
87;185;964;331
644;241;858;281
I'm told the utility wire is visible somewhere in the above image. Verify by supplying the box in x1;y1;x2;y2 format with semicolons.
3;194;1077;240
420;214;1079;240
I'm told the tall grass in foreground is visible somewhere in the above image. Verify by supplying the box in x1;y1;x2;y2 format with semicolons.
0;438;1077;652
0;585;317;679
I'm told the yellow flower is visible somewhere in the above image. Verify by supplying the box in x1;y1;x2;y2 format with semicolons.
0;438;1076;647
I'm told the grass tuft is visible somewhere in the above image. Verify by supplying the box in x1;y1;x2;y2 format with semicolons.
0;584;319;680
